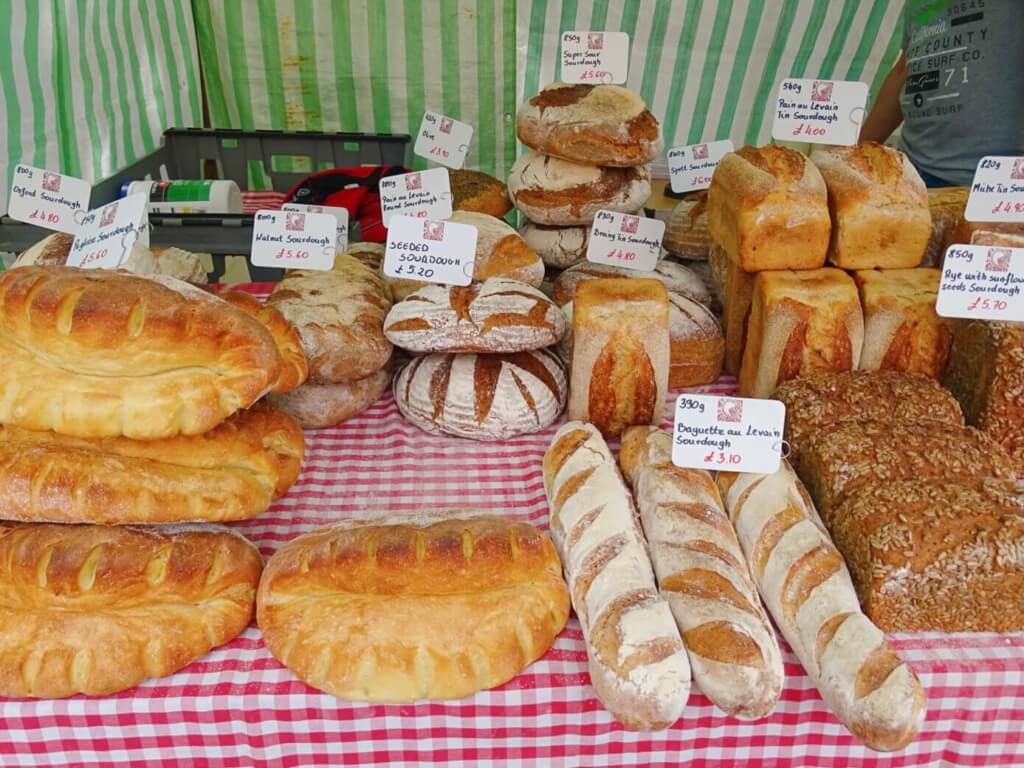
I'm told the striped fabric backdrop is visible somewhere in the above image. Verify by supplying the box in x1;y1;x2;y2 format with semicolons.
0;0;202;213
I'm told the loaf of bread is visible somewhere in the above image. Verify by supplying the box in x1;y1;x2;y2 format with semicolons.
707;145;830;271
664;192;711;260
383;279;565;353
824;479;1024;633
853;268;952;379
344;242;386;271
16;234;208;283
970;229;1024;248
449;169;512;218
619;427;783;719
517;83;662;167
507;149;650;226
738;269;863;398
944;320;1024;464
773;371;964;467
717;464;927;752
257;515;569;702
552;260;711;308
798;419;1018;514
394;349;567;440
0;522;262;698
543;423;690;729
923;187;968;266
943;215;1024;252
568;278;669;436
268;368;390;429
449;210;545;287
708;241;754;375
519;221;589;269
810;143;930;270
0;266;280;439
268;255;393;383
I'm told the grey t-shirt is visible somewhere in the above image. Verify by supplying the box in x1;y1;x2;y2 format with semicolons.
900;0;1024;185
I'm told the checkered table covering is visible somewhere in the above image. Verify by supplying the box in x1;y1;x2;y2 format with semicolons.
1;284;1022;767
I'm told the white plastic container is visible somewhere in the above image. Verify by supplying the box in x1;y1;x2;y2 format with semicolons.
126;180;243;214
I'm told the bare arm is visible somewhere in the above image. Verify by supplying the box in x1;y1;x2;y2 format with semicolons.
860;53;907;143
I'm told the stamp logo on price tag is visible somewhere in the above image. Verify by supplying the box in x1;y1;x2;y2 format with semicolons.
586;210;664;271
380;167;453;226
7;164;91;234
67;193;148;269
771;78;868;146
414;111;473;170
282;203;349;251
560;31;629;84
384;214;477;287
250;209;336;270
936;244;1024;322
965;156;1024;222
672;394;786;475
668;140;734;193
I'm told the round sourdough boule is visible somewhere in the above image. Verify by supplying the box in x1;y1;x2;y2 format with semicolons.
664;191;711;260
451;210;545;287
551;260;711;307
394;349;567;440
507;149;651;226
268;368;391;429
0;522;262;698
519;220;590;269
517;82;662;167
449;169;512;218
344;242;386;272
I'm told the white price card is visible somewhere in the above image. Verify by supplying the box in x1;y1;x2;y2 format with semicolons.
586;210;664;271
672;394;786;475
560;31;629;84
936;244;1024;322
67;194;148;269
668;140;734;193
7;164;91;234
965;156;1024;222
282;202;349;251
414;111;473;170
771;78;868;146
250;209;336;271
380;167;453;226
384;214;478;287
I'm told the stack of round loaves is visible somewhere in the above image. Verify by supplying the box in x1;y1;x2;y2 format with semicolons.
383;278;569;440
510;83;661;271
0;265;308;698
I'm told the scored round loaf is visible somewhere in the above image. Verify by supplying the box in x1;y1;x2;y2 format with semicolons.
0;404;303;524
507;149;650;226
257;515;570;702
517;83;662;167
0;266;280;439
664;192;711;260
395;349;567;440
344;242;386;272
519;221;590;269
451;210;545;287
384;279;566;354
268;368;391;429
449;169;512;218
0;523;262;698
552;260;711;307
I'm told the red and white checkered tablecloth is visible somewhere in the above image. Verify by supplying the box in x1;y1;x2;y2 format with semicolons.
1;284;1022;767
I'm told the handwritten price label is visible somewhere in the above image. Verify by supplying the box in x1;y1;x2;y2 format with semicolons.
771;78;868;146
380;167;453;226
7;164;91;234
672;394;785;475
282;203;349;251
413;111;473;170
936;244;1024;322
250;209;336;270
586;210;663;271
965;156;1024;223
383;215;478;287
560;31;629;85
668;139;734;193
67;193;148;269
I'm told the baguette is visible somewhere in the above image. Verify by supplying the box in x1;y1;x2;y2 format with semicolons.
619;427;782;719
543;422;690;730
717;464;926;751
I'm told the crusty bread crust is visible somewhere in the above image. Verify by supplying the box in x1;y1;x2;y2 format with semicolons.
268;369;390;429
449;169;512;218
664;192;710;260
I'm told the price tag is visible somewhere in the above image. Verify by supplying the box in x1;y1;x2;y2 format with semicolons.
67;194;148;269
936;244;1024;322
586;210;664;271
281;202;349;251
771;78;868;146
250;209;336;270
380;168;453;226
560;31;629;84
672;394;785;475
668;140;734;193
965;156;1024;223
7;164;91;234
383;214;478;287
414;111;473;170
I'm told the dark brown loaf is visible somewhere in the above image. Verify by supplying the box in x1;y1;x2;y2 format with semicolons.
448;169;512;218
